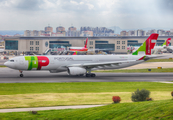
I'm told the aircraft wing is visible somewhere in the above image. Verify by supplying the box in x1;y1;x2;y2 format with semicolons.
145;54;172;60
67;60;137;68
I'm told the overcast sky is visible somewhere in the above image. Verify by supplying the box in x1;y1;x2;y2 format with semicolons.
0;0;173;30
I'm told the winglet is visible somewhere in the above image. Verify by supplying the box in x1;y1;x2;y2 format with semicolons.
132;33;159;55
161;38;171;47
84;38;88;48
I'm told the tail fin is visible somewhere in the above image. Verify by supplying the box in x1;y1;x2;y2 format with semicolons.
166;38;171;46
161;38;171;47
84;38;88;48
132;33;158;55
72;51;77;55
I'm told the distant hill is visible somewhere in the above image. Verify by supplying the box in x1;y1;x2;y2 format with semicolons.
0;30;24;35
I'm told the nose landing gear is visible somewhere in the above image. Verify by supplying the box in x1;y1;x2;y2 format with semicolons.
19;70;23;77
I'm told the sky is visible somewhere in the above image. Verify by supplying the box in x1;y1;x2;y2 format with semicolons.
0;0;173;30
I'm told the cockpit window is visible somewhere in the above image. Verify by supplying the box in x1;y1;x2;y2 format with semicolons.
10;60;14;62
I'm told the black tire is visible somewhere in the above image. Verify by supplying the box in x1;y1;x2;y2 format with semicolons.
91;74;96;77
86;74;91;77
20;74;23;77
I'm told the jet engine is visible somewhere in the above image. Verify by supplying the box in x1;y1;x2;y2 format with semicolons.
67;67;86;75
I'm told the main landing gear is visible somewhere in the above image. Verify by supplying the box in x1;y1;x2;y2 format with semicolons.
86;69;96;77
19;70;23;77
86;73;96;77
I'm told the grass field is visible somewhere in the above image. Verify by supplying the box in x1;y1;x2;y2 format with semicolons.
146;59;173;62
0;82;172;109
0;100;172;120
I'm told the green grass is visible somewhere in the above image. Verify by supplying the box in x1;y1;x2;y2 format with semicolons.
0;99;172;120
95;68;173;73
0;65;5;67
0;82;173;95
0;82;172;109
146;59;173;62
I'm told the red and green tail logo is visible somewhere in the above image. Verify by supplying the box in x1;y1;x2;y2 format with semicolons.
132;33;158;55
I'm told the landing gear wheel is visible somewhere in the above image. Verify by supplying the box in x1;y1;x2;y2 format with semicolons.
19;70;23;77
86;74;91;77
20;74;23;77
91;73;96;77
86;73;96;77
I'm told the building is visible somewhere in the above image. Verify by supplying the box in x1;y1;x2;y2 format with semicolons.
45;26;53;33
146;29;157;36
24;30;31;36
4;36;173;55
0;41;4;49
128;30;135;36
80;27;114;36
51;33;65;37
136;29;146;36
67;26;80;37
157;29;165;36
24;30;43;37
120;31;127;36
80;31;93;37
68;26;76;31
56;26;66;36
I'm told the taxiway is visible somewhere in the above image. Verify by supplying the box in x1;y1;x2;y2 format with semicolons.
0;68;173;83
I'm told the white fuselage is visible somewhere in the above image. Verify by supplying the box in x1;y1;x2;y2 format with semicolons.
5;55;145;72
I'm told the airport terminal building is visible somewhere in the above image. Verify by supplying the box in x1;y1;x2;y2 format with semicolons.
4;36;173;55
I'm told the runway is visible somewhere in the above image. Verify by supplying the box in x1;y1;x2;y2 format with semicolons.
0;68;173;83
0;60;7;65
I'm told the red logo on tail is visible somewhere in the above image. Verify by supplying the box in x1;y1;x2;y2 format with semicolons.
146;33;158;55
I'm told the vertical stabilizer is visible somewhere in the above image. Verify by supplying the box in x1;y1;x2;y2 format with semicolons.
161;38;171;47
132;33;158;55
72;51;77;55
84;38;88;48
166;38;171;46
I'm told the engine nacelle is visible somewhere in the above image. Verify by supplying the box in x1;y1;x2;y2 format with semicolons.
67;67;86;75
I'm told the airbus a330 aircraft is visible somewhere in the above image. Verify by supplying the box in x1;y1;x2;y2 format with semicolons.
4;33;159;77
132;38;171;53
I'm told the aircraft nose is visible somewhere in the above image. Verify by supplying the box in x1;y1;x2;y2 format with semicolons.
4;61;9;67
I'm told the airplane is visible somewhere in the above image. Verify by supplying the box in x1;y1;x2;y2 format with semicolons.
68;38;88;52
4;33;160;78
132;38;171;53
163;38;173;52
